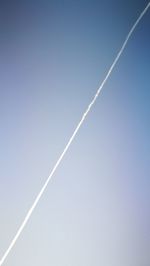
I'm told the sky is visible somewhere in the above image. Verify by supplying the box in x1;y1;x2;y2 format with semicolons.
0;1;150;265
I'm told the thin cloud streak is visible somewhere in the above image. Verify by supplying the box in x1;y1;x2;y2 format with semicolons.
0;2;150;265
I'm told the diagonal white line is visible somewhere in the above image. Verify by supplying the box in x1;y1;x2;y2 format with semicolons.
0;2;150;265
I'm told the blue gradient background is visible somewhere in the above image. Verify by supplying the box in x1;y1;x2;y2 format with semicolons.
0;1;150;265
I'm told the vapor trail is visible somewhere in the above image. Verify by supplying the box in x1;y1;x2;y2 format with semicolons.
0;2;150;265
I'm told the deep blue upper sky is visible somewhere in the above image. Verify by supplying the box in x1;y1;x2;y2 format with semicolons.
0;1;150;265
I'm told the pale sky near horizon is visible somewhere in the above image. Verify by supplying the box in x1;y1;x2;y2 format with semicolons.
0;1;150;265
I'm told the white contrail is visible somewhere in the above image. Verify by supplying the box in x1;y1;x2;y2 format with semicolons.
0;2;150;265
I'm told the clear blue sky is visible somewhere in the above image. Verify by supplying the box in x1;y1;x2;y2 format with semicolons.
0;1;150;265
